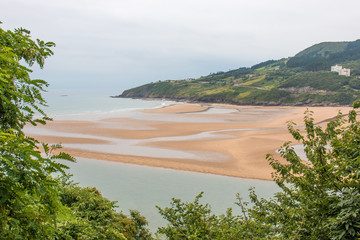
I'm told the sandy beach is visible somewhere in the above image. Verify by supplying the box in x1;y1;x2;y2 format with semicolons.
25;103;353;180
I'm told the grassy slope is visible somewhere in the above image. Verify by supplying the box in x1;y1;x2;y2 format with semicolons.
295;41;349;57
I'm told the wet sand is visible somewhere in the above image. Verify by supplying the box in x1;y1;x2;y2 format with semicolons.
25;103;353;180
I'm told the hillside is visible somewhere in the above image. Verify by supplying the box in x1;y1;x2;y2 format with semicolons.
118;40;360;106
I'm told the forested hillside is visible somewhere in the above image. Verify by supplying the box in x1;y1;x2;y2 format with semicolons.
119;40;360;106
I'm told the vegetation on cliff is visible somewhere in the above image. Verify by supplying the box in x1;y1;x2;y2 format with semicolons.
120;40;360;106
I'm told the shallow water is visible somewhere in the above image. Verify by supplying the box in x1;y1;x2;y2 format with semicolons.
66;158;280;232
25;124;231;161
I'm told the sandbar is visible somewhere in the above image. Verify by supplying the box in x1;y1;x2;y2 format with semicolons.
25;103;354;180
142;104;209;113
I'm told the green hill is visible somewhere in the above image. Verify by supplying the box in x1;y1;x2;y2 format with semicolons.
295;41;349;58
118;40;360;106
287;39;360;71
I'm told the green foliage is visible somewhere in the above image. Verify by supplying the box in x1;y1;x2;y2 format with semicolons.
246;88;291;103
295;41;348;58
349;78;360;90
251;59;277;70
0;137;77;239
280;71;350;91
121;69;360;105
57;183;153;239
0;22;74;239
156;192;251;239
287;55;331;71
0;25;54;131
205;67;252;80
245;109;360;239
0;22;153;239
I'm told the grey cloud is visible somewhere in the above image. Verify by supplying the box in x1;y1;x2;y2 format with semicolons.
1;0;359;90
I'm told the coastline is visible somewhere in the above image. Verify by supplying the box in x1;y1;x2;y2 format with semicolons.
25;102;353;181
116;95;354;108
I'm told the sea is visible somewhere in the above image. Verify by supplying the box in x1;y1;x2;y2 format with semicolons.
42;88;280;232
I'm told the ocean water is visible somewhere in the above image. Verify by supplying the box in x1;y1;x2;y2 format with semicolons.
43;89;280;232
42;88;174;116
66;158;279;232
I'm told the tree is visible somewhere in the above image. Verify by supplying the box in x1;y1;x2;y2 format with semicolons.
0;24;54;131
157;105;360;239
156;192;251;239
0;22;153;239
246;105;360;239
0;21;75;239
57;183;153;239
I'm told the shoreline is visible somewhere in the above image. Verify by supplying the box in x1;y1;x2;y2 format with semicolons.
26;102;353;181
115;95;353;108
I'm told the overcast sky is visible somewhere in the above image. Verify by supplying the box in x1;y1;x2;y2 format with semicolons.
1;0;360;91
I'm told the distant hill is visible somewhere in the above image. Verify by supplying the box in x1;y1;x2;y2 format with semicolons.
287;40;360;72
118;39;360;106
295;41;349;58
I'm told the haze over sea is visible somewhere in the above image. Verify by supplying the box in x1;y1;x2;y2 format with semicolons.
42;88;279;231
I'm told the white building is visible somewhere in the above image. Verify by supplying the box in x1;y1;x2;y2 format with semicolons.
331;64;351;77
340;68;351;76
331;64;342;72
